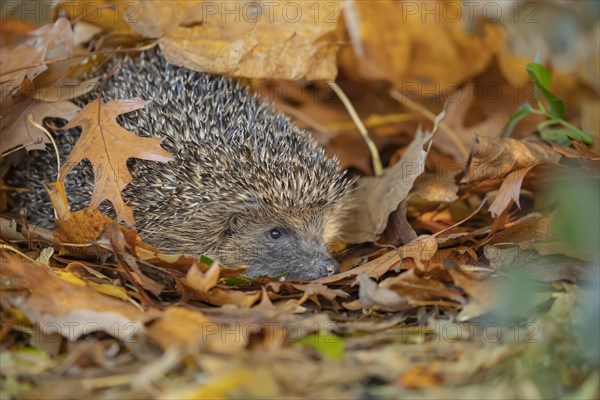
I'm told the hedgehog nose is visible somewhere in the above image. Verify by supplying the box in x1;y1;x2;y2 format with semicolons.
319;258;340;276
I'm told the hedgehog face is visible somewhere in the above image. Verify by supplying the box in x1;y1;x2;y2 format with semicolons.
216;208;340;280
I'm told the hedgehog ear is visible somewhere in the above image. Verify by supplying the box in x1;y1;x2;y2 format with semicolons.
224;213;241;236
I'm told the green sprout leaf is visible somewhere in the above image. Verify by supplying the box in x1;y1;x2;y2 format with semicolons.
526;63;552;89
526;63;566;118
199;255;215;265
222;275;255;285
295;331;345;360
540;127;592;146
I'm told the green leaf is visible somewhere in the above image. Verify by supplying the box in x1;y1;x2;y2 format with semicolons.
540;127;592;146
199;255;215;265
295;331;345;360
223;275;255;285
540;87;566;119
539;128;572;146
526;63;566;118
504;103;532;138
526;63;552;89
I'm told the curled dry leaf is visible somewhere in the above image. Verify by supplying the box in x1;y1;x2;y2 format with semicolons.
0;253;150;341
462;136;561;183
291;283;350;309
316;250;409;284
355;273;411;312
0;98;80;154
448;267;498;321
338;127;434;243
0;17;74;101
104;221;165;297
46;182;159;262
410;174;459;204
47;181;112;244
381;270;465;307
488;164;537;218
60;98;174;225
399;234;438;271
128;0;341;81
185;261;220;294
185;262;261;308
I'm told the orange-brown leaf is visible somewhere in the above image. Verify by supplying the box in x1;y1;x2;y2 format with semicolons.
60;98;174;225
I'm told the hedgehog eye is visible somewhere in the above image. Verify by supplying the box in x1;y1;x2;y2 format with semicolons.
269;228;282;240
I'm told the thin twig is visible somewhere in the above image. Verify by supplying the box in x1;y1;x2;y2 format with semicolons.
328;81;383;176
27;114;61;180
0;243;39;264
432;197;488;238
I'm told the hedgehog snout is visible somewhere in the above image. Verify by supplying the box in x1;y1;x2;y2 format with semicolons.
318;258;340;277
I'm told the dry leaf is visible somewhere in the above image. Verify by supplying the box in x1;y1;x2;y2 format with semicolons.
484;245;585;283
382;270;465;307
399;235;438;271
488;164;537;217
339;127;434;243
185;262;220;294
186;262;261;307
34;77;99;102
0;218;26;241
356;273;411;312
104;222;165;297
29;17;74;57
127;0;341;80
47;181;113;245
0;253;149;341
0;17;74;101
0;98;80;154
435;85;512;162
60;98;174;225
397;365;444;389
291;283;350;308
410;174;459;203
146;306;212;351
0;44;42;100
343;1;505;96
462;136;561;183
200;287;262;308
316;250;407;284
449;267;498;321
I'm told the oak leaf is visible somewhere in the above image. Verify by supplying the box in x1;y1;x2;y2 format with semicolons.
60;98;174;225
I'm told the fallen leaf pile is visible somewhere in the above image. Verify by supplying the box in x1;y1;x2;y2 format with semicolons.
0;1;598;399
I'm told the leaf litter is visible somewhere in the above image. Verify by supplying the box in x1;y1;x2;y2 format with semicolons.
0;1;598;399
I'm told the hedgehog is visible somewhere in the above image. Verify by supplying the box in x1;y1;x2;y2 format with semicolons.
9;49;353;280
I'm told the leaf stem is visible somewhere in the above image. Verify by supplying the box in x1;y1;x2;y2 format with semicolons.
328;81;383;176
